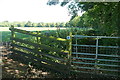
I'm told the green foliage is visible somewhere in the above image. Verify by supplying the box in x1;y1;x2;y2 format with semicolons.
85;2;119;36
47;1;119;36
71;3;119;36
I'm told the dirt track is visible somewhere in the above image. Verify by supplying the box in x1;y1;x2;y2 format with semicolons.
1;43;55;79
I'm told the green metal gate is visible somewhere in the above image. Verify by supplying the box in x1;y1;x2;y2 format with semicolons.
71;35;120;78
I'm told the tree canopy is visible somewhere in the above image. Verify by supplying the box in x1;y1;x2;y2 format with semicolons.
47;1;120;36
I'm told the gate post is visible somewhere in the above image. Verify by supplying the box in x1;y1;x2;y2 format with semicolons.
95;36;99;74
35;31;41;58
67;32;72;75
10;25;15;51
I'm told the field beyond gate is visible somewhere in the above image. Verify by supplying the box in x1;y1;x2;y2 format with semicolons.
9;26;120;78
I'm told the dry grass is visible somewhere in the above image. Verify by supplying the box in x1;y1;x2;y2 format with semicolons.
0;27;66;31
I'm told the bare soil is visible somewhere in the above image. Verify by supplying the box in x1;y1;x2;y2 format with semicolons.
1;44;55;79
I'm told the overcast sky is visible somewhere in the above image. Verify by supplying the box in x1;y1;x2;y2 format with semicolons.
0;0;71;23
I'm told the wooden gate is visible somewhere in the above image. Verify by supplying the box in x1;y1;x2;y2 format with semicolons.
9;26;72;77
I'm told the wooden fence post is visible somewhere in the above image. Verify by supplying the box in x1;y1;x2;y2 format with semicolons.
35;31;42;58
11;25;15;50
67;32;72;75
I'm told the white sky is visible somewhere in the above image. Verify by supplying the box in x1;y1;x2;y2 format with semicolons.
0;0;71;23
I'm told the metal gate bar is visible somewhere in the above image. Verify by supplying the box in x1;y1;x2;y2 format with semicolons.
72;35;120;77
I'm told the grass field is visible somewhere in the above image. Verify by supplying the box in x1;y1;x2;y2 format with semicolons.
0;27;66;31
0;27;67;42
0;31;35;42
0;27;93;42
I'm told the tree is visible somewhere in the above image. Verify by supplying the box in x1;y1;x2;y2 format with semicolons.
47;1;120;36
17;24;22;27
24;21;32;27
